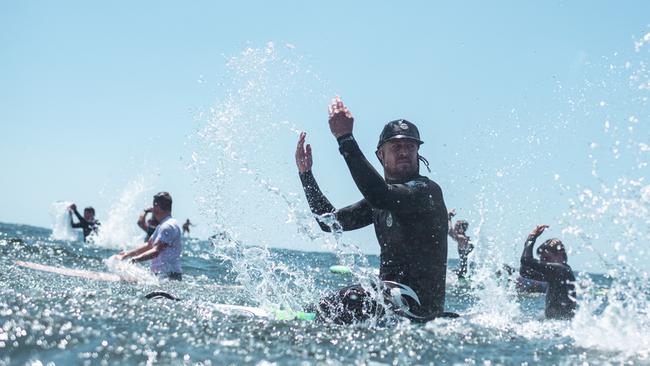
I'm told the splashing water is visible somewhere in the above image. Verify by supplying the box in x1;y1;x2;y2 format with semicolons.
190;43;331;309
554;30;650;358
6;35;650;364
49;201;77;241
94;177;153;250
104;255;158;285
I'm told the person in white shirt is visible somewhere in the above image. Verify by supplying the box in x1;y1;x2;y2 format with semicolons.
117;192;183;280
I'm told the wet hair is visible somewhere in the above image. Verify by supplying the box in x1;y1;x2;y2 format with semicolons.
153;192;173;211
84;207;95;216
537;238;567;262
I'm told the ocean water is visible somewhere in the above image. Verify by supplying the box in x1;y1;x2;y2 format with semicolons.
1;221;648;365
4;34;650;365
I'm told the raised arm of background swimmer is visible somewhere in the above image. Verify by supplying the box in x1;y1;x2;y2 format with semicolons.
296;132;372;232
328;98;440;213
519;224;568;280
68;203;86;228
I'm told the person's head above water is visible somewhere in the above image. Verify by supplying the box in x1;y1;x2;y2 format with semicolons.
375;119;430;181
152;192;172;220
537;238;568;264
454;220;469;234
83;207;95;221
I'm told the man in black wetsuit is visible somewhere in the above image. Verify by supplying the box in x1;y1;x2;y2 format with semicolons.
68;203;100;242
520;224;576;319
296;97;449;323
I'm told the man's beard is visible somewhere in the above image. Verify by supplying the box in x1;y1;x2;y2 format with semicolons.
385;162;418;182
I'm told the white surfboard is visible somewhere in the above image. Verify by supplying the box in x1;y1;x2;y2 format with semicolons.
211;304;270;318
15;260;138;282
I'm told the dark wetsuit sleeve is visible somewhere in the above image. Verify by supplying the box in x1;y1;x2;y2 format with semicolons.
299;170;373;232
337;134;440;213
70;209;86;229
520;235;571;281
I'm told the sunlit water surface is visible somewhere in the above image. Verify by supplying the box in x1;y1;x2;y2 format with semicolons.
1;222;648;365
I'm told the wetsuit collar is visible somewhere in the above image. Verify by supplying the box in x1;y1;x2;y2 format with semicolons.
385;173;421;184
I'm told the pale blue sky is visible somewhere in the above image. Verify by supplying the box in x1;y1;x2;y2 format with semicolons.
1;1;649;272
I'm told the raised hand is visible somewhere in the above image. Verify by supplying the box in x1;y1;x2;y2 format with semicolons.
295;132;313;173
328;96;354;138
68;203;77;211
529;224;549;238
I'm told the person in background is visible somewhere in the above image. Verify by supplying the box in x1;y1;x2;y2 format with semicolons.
520;224;576;319
118;192;183;281
448;209;474;279
137;207;159;242
68;203;100;242
182;219;193;236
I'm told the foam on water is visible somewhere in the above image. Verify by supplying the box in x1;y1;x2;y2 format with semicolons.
104;255;159;285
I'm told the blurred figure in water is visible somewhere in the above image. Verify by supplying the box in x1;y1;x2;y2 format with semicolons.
137;207;159;242
117;192;183;281
182;219;192;236
447;209;474;279
520;224;576;319
68;203;100;242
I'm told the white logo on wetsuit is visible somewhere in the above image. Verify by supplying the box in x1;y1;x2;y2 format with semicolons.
386;212;393;227
405;180;427;188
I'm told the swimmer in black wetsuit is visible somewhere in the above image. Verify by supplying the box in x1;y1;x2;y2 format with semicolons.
68;203;100;242
448;209;474;279
519;224;576;319
296;97;449;323
137;207;159;242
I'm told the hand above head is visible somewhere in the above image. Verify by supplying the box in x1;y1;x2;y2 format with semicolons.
328;96;354;138
68;203;77;211
295;132;313;173
529;224;549;238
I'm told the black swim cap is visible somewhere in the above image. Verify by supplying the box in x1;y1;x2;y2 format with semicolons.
377;119;423;149
537;238;568;262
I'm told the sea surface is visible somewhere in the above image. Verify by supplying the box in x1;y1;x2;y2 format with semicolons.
1;222;648;366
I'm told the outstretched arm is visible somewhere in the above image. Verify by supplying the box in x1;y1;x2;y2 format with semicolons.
69;204;85;228
117;242;153;261
296;132;372;232
519;225;569;281
129;242;164;263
